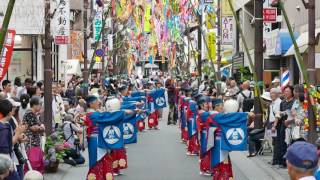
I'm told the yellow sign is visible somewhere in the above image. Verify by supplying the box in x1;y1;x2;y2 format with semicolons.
222;0;233;16
206;12;216;29
207;32;216;61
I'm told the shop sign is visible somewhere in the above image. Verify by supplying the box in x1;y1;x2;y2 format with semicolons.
94;8;103;42
53;0;70;45
0;0;45;34
0;30;15;81
222;16;233;45
70;31;84;61
263;8;277;23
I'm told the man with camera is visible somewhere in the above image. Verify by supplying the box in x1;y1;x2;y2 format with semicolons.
62;114;85;166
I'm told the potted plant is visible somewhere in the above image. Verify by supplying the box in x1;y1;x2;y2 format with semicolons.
44;131;71;173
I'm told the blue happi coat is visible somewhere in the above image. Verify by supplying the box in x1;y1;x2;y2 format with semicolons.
210;113;248;151
150;88;167;109
90;111;125;150
187;100;198;138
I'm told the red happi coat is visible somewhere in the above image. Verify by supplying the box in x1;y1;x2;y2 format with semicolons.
147;95;159;128
197;111;211;173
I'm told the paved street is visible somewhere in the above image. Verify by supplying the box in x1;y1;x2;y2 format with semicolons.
45;108;289;180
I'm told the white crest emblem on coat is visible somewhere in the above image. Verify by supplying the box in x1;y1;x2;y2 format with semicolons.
123;123;134;140
103;125;121;144
226;128;245;145
155;97;165;106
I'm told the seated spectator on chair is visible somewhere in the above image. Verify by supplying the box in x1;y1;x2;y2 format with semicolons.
62;114;85;166
248;92;272;157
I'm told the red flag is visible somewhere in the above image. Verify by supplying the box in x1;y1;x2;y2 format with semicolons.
0;29;16;81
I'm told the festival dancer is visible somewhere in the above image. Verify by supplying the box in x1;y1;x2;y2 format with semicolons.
207;99;247;180
179;88;192;143
197;96;214;176
186;93;200;156
146;82;159;130
84;95;114;180
120;85;147;132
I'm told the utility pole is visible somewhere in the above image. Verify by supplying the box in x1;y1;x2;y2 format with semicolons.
44;0;53;136
303;0;317;142
217;0;222;80
83;0;89;96
101;10;105;80
197;14;202;79
254;0;264;128
0;0;15;52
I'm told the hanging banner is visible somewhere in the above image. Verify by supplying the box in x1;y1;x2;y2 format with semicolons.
94;7;103;42
206;12;216;30
222;16;234;45
0;29;16;81
207;32;216;61
53;0;70;45
70;31;84;61
144;4;151;33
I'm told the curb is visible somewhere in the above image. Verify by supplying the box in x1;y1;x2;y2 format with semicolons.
230;152;288;180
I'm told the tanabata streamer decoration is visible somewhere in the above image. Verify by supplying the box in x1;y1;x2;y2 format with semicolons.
109;0;207;71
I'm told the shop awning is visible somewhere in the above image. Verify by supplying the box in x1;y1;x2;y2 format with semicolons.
265;29;299;56
284;28;320;57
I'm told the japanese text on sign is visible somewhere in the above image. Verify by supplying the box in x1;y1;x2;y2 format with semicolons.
94;7;103;42
222;16;233;45
53;0;70;45
263;8;277;23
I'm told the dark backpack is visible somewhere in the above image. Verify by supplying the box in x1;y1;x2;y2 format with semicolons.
241;91;254;112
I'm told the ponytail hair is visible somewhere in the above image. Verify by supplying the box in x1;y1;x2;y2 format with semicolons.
20;94;30;109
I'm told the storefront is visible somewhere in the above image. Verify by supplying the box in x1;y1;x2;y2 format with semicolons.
264;29;299;85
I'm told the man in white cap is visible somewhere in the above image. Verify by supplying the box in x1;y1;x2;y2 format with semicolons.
272;77;281;89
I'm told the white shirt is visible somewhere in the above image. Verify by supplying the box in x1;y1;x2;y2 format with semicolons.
299;176;316;180
269;98;281;123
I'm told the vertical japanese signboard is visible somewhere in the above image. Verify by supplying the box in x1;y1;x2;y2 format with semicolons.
0;30;16;81
70;31;84;61
263;0;272;33
94;7;103;42
221;16;233;45
53;0;70;45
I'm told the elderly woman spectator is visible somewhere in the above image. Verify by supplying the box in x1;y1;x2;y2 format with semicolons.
0;154;13;180
23;96;45;174
272;86;295;168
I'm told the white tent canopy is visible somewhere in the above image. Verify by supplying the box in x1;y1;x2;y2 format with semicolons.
144;63;159;69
